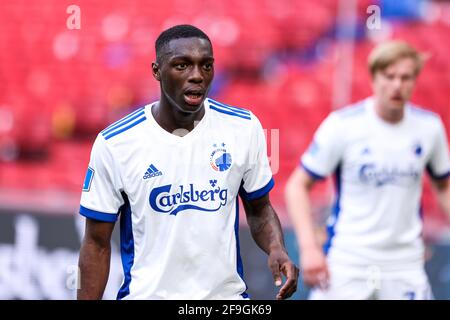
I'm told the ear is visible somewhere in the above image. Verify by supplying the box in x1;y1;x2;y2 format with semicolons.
152;62;160;81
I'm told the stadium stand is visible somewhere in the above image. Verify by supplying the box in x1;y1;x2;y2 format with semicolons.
0;0;448;229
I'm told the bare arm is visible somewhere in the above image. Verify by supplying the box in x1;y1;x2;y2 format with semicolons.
77;218;115;300
285;168;329;288
431;177;450;220
242;194;299;300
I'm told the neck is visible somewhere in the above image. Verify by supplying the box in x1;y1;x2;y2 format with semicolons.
153;95;205;134
373;97;405;124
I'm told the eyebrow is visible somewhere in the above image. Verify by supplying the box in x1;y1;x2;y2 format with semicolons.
169;55;214;61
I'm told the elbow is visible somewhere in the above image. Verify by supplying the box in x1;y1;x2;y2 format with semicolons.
82;234;111;252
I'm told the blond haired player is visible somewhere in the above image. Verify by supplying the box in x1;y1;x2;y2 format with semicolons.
285;41;450;299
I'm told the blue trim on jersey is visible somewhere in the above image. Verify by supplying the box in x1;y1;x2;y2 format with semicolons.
117;193;135;300
239;177;274;201
426;164;450;180
104;116;147;140
79;205;118;222
419;202;424;221
323;164;342;255
208;99;251;116
235;197;249;299
102;110;145;136
82;167;95;192
300;162;326;180
102;107;144;133
209;105;252;120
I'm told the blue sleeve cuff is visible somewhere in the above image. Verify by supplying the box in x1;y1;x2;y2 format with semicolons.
239;177;275;201
426;165;450;180
300;161;326;180
79;205;119;222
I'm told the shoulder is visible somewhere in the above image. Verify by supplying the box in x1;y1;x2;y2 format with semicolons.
333;100;367;120
327;99;369;130
408;103;444;133
206;98;264;142
99;105;149;143
207;98;255;123
317;100;367;132
408;104;440;121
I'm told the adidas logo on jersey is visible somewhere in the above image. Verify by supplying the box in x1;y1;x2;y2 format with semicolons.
143;164;162;179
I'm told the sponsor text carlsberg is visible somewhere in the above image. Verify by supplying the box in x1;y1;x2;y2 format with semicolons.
149;183;228;215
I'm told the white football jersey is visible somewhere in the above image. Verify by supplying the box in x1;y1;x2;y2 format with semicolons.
79;98;274;299
301;97;450;269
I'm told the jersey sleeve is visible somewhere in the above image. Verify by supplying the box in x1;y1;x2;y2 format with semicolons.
239;115;274;201
301;112;345;180
426;117;450;180
79;134;124;222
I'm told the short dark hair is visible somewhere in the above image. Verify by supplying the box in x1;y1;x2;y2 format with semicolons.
155;24;212;61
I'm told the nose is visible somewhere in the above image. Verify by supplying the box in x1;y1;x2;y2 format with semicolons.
393;77;402;89
188;65;203;83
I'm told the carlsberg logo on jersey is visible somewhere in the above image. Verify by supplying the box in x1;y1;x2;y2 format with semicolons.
359;163;420;187
149;180;228;215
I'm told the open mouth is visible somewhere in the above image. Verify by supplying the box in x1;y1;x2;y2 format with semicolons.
391;95;403;102
184;89;204;106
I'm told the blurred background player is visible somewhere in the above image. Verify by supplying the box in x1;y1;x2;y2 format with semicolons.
77;24;298;300
285;40;450;300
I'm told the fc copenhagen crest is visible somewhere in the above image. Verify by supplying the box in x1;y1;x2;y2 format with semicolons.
210;143;232;172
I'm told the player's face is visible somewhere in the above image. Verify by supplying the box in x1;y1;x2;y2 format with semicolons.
372;57;417;112
154;37;214;114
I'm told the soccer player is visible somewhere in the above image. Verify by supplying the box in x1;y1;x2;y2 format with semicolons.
285;40;450;300
77;24;298;300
